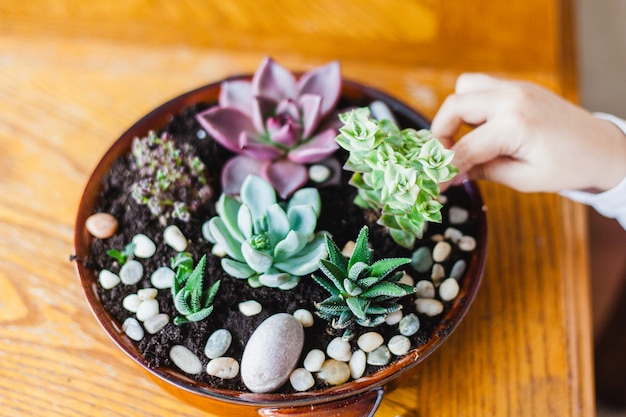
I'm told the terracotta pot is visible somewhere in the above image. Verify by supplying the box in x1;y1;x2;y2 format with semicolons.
74;77;487;416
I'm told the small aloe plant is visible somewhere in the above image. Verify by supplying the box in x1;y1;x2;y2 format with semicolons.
170;253;221;325
203;175;328;290
313;226;414;332
336;107;458;249
106;242;136;265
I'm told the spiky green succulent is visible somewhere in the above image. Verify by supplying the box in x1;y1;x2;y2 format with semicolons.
171;253;221;325
313;226;414;331
336;107;457;249
203;175;328;290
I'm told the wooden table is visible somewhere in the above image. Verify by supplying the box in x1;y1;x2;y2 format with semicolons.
0;1;594;416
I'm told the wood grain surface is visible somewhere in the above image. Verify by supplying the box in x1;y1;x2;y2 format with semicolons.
0;1;594;416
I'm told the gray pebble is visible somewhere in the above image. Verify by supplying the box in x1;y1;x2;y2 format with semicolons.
367;345;391;366
450;259;467;280
122;317;144;341
411;246;433;273
205;329;232;359
206;357;239;379
398;313;420;336
144;313;169;334
449;206;469;224
240;313;304;393
169;345;203;375
119;259;143;285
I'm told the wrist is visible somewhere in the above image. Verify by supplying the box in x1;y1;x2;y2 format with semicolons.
590;114;626;192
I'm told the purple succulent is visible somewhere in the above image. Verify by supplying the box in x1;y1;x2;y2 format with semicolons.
196;57;342;198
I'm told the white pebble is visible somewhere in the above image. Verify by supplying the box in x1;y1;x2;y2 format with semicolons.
318;359;351;385
205;329;232;359
326;337;352;362
459;235;477;251
342;241;355;257
136;298;159;322
99;269;120;289
388;335;411;356
238;300;262;316
432;241;452;262
289;368;315;391
385;310;403;325
398;313;420;336
357;332;384;353
86;213;118;239
150;267;175;289
122;293;142;313
211;243;227;258
449;206;469;224
367;345;391;366
431;263;445;282
169;345;203;375
308;164;332;183
444;227;463;244
349;349;367;379
303;349;326;372
439;278;460;301
137;287;157;300
415;280;435;298
398;272;414;286
163;225;188;252
293;309;314;328
119;259;143;285
206;357;239;379
132;233;156;258
415;298;444;316
122;317;144;341
143;313;170;334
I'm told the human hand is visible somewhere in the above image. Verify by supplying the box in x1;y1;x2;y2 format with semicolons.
431;73;626;193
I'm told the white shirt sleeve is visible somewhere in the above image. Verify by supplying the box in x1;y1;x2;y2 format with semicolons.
559;112;626;230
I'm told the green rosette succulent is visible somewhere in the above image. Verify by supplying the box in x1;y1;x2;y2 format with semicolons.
203;175;328;290
170;253;221;326
336;107;458;249
313;226;414;332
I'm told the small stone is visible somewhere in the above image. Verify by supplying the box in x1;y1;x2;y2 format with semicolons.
137;287;158;300
357;332;384;353
241;313;304;393
411;246;433;273
303;349;326;372
449;206;469;224
326;337;352;362
431;263;446;282
342;241;355;257
143;313;169;334
170;345;203;375
398;272;414;286
122;317;144;341
119;259;143;285
437;194;448;204
430;233;444;242
415;280;435;298
211;244;227;258
132;233;156;258
150;266;175;289
450;259;467;280
293;309;314;328
163;225;188;252
439;278;460;301
385;310;403;325
459;235;477;252
398;313;420;336
444;227;463;244
136;298;159;322
388;335;411;356
367;345;391;366
415;298;444;316
432;241;452;262
206;357;239;379
289;368;315;391
196;129;207;139
308;164;332;183
122;293;141;313
86;213;118;239
205;329;232;359
238;300;262;316
349;349;367;379
318;359;351;385
98;269;120;289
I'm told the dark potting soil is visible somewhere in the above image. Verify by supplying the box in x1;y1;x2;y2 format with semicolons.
83;100;480;394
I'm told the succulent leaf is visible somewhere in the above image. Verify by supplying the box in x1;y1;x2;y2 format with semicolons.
170;254;220;325
349;226;373;269
221;258;255;279
369;258;411;280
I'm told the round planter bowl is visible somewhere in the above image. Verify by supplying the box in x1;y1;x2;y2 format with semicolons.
75;77;487;417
